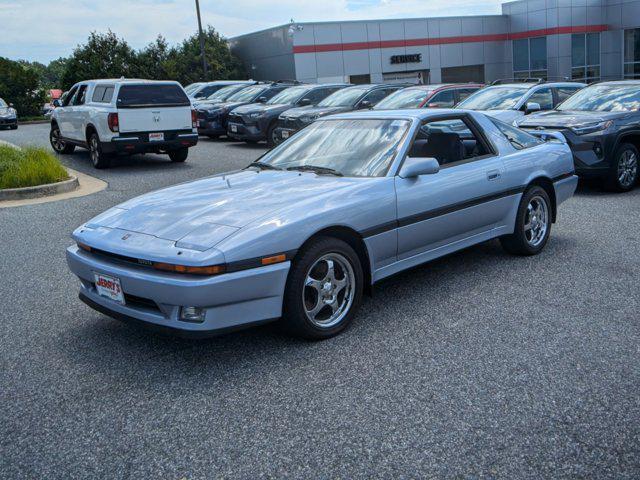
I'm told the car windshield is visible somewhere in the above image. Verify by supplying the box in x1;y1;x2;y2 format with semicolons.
374;89;432;109
0;98;6;108
318;87;367;107
226;85;268;102
258;118;410;177
457;86;527;110
557;84;640;112
184;83;203;94
266;86;309;105
206;84;246;101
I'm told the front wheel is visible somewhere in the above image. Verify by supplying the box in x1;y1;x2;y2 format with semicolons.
169;148;188;162
50;125;75;154
282;237;364;340
500;186;552;256
10;125;17;130
605;143;638;192
266;123;278;148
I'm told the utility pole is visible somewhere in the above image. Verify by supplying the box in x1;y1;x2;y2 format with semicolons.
195;0;208;79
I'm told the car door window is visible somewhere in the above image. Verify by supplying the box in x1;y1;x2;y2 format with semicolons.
555;86;580;106
63;86;78;106
73;85;88;106
527;88;553;110
360;89;389;107
426;90;456;108
301;88;333;105
490;117;543;150
408;116;492;167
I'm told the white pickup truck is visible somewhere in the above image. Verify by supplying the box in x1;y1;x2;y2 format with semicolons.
50;79;198;168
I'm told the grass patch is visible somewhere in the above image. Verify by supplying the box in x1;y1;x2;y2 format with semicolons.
0;145;68;190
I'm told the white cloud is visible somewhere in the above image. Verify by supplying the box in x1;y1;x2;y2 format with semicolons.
0;0;503;63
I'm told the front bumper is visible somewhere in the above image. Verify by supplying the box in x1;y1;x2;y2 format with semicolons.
227;122;264;142
0;117;17;127
273;127;299;144
67;245;290;336
104;131;199;154
197;119;226;136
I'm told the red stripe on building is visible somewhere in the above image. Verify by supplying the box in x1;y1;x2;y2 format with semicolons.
292;24;608;54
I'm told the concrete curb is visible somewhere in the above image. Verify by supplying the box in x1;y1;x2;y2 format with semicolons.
19;119;49;125
0;174;79;201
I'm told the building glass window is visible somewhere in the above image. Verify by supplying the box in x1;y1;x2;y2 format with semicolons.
624;28;640;79
572;33;600;82
513;37;547;80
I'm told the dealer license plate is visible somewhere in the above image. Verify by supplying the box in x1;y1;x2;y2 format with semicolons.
94;273;125;304
149;132;164;141
230;124;238;133
281;130;290;139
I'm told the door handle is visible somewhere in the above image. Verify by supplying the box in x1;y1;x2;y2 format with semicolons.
487;170;501;181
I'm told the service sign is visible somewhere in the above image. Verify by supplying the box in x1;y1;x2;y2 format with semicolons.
390;54;422;64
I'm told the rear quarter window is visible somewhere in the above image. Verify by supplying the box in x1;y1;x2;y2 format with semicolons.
116;84;190;108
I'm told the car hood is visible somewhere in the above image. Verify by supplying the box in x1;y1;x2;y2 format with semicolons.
0;107;14;116
85;170;359;250
517;110;629;128
284;105;350;119
481;110;522;123
232;103;293;116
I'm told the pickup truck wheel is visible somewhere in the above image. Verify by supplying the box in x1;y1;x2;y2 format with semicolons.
169;148;188;162
88;132;110;169
500;185;551;256
282;237;363;340
50;126;75;154
605;143;638;192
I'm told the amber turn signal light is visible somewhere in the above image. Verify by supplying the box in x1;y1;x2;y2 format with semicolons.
261;253;287;265
77;242;92;252
153;262;226;276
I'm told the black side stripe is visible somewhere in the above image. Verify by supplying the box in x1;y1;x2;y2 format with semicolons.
361;173;575;239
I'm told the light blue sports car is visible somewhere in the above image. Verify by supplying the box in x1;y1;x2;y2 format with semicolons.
67;109;577;339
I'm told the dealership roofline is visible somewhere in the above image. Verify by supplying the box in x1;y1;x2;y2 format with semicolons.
228;13;508;41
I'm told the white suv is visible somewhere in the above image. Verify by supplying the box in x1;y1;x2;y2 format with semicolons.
50;79;198;168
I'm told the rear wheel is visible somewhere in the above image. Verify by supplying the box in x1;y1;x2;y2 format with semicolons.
500;185;552;256
88;132;110;169
207;134;219;140
50;125;75;154
605;143;638;192
169;147;188;162
282;237;363;340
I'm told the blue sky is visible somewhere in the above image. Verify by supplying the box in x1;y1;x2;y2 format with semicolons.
0;0;504;63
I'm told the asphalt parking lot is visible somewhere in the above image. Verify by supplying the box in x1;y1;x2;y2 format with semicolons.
1;124;639;478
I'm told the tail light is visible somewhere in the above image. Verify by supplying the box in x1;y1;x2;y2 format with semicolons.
107;113;119;132
191;109;197;128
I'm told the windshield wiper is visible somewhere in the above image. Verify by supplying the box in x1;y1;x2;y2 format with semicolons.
246;161;281;171
286;165;343;176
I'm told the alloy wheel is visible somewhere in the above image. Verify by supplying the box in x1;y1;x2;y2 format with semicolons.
618;150;638;189
90;136;99;165
51;128;65;152
302;253;355;328
524;195;548;247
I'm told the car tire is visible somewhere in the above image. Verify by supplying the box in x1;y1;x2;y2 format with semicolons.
266;123;278;148
207;134;218;140
605;143;638;192
282;236;364;340
50;125;75;154
88;132;110;169
10;125;17;130
169;148;188;163
500;185;552;256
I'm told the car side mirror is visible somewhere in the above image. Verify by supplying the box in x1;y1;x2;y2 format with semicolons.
399;157;440;178
359;100;372;109
257;96;268;103
52;100;60;107
298;98;312;106
9;102;14;108
525;102;541;114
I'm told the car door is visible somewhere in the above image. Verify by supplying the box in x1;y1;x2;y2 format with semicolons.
68;84;88;141
524;86;553;113
425;89;456;108
57;85;78;139
394;114;511;260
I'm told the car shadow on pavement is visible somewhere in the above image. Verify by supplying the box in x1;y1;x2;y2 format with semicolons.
227;142;269;151
60;151;192;174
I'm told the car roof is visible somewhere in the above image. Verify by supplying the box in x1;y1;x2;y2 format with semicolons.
404;83;483;90
306;83;351;89
594;80;640;86
486;81;585;89
325;108;465;121
82;79;181;86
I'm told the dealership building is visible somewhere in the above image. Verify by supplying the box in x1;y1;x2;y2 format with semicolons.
229;0;640;85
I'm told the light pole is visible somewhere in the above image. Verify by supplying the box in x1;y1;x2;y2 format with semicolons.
195;0;208;79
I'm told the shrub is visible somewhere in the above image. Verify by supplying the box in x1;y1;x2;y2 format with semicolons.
0;145;68;189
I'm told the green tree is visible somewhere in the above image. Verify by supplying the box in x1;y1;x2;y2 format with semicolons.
42;58;69;89
61;30;136;89
0;56;46;116
132;36;172;80
167;26;246;85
